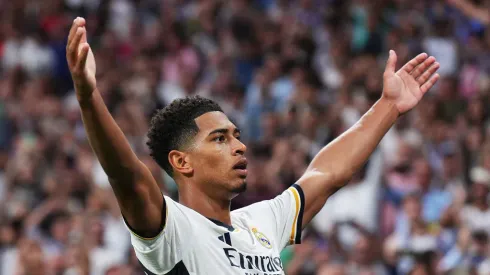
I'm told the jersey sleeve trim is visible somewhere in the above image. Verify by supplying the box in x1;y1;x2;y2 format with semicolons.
288;184;305;245
123;195;168;241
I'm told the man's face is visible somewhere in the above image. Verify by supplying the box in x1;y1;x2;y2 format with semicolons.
353;235;371;264
51;216;71;243
188;111;248;198
404;196;422;221
472;183;489;201
442;155;458;178
414;159;431;189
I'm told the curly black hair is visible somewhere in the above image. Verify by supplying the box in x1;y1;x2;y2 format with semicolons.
147;96;223;177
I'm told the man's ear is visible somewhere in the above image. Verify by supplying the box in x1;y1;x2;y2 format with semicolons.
168;150;194;175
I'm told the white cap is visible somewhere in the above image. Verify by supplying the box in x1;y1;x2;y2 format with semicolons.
470;167;490;186
410;235;437;253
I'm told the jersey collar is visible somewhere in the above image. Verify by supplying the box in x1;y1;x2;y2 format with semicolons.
208;218;235;232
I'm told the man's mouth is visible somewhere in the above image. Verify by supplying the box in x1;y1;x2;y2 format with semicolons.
233;159;248;177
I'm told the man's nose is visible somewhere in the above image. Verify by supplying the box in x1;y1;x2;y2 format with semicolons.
233;139;247;155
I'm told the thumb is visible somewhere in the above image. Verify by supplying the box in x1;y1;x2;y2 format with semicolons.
385;50;397;75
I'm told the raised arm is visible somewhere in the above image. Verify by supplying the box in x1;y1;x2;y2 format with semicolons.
67;17;163;237
296;51;440;228
447;0;490;25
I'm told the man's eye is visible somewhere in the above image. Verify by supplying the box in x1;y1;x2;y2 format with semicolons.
236;135;241;141
214;135;226;142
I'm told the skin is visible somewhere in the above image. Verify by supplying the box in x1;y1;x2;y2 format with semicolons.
171;112;248;221
447;0;490;25
67;17;440;237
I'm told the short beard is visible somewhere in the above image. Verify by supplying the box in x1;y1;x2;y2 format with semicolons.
231;181;247;194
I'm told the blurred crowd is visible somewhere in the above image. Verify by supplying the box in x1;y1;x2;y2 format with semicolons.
0;0;489;274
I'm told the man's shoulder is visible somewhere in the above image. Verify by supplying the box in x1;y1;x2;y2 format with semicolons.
232;198;274;214
164;195;212;224
164;195;194;212
231;187;298;219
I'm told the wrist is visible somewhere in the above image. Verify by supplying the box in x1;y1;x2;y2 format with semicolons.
77;89;97;108
378;96;401;118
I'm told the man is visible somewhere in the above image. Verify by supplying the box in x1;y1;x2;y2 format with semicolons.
447;0;490;26
66;17;440;274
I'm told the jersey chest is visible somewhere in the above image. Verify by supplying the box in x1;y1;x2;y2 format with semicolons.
183;222;285;275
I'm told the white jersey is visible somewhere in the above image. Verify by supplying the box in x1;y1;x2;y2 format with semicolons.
125;184;305;275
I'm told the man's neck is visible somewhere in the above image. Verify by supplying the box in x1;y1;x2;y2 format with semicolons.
179;185;233;226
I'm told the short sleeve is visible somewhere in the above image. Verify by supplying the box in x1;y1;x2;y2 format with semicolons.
124;196;190;274
236;184;305;249
271;184;305;246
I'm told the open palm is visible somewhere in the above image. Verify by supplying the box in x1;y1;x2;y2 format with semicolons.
66;17;97;100
382;50;440;114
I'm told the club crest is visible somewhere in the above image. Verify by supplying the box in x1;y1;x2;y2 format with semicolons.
252;228;272;249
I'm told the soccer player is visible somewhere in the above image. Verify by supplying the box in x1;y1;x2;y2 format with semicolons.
66;17;440;274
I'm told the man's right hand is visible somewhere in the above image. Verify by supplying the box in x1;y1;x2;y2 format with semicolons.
66;19;163;239
66;17;97;102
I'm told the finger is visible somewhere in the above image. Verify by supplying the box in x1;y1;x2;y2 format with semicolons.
384;50;397;75
68;27;84;64
81;23;87;43
420;73;440;94
81;25;88;43
417;62;440;85
411;56;436;79
67;17;86;45
76;43;90;71
67;18;79;44
401;53;428;73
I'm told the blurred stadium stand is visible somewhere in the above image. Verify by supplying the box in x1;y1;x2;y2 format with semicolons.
0;0;489;274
